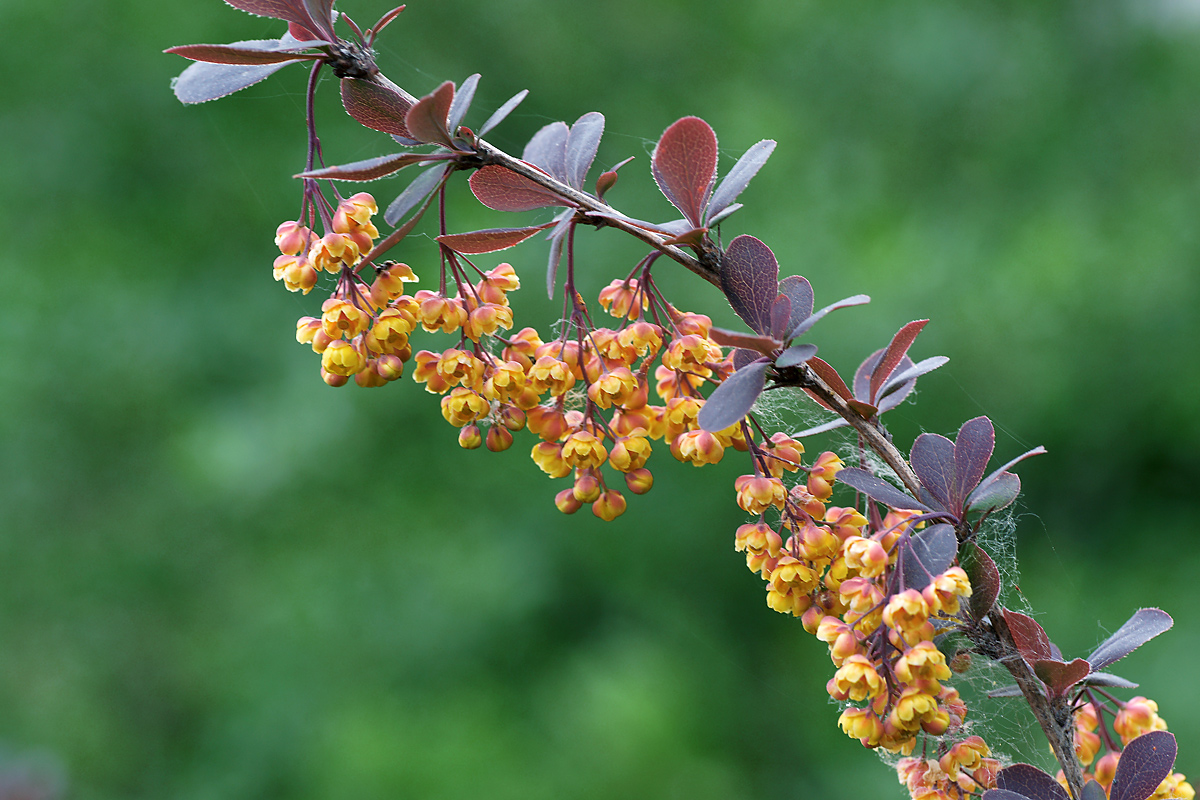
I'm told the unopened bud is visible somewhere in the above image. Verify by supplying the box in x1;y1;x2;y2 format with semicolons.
624;468;654;494
486;425;514;452
458;425;482;450
555;488;583;514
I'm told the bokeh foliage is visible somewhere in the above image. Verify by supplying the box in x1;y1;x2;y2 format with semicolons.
0;0;1197;797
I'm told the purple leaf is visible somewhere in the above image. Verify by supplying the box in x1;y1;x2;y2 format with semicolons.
1085;671;1138;689
878;356;948;404
775;343;818;368
405;81;456;146
544;212;573;298
523;121;569;181
900;523;956;590
172;58;299;104
786;294;871;340
961;542;1001;622
437;225;553;254
707;139;777;221
720;235;780;336
1081;781;1108;800
1034;658;1091;698
565;112;605;190
479;89;528;136
708;202;743;226
976;446;1047;497
911;433;956;511
966;472;1021;515
469;165;571;213
770;294;792;341
222;0;322;30
446;73;479;137
732;348;761;371
708;327;781;356
987;684;1024;699
793;418;849;437
1003;609;1054;665
1086;609;1173;672
869;320;928;405
805;356;855;406
342;78;414;138
777;275;814;334
697;359;770;432
836;468;930;513
983;791;1036;800
165;40;324;65
296;152;430;181
953;416;996;510
384;162;449;226
652;116;718;226
299;0;336;40
1111;731;1177;800
997;764;1070;800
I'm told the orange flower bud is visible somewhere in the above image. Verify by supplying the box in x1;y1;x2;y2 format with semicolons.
555;488;583;514
572;469;602;503
624;468;653;495
486;425;514;452
458;424;482;449
592;490;627;521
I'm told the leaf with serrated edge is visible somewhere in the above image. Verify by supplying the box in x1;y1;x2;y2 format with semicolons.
960;542;1000;622
1084;672;1138;689
544;212;573;298
777;275;814;335
446;73;479;136
697;360;770;432
652;117;718;226
775;343;817;368
836;468;930;513
523;121;569;181
384;163;449;226
172;59;298;104
720;235;779;336
1111;731;1177;800
480;89;528;136
469;165;570;213
342;78;414;137
900;524;956;591
297;152;430;181
806;356;854;403
869;320;928;405
223;0;318;28
966;472;1021;515
166;39;324;65
770;294;792;341
707;139;776;219
1003;609;1054;665
1034;658;1091;698
405;81;456;146
997;764;1070;800
911;433;956;511
565;112;604;190
953;416;996;510
437;225;553;254
1086;609;1173;672
708;327;780;355
787;294;871;340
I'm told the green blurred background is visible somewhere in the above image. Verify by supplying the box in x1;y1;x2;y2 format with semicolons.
1;0;1198;797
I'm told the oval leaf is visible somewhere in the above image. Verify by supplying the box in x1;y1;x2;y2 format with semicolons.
960;542;1001;622
787;294;871;340
523;121;569;181
966;472;1021;515
405;80;456;146
778;274;814;335
652;116;718;226
1111;731;1177;800
805;356;855;405
836;468;930;513
1086;609;1173;672
720;235;779;335
982;791;1037;800
566;112;605;190
469;165;570;212
446;73;480;136
775;343;818;368
1081;781;1108;800
900;523;956;590
697;360;770;432
878;355;948;406
911;433;956;511
342;78;414;137
172;59;298;103
384;163;449;226
437;225;552;254
707;139;776;220
997;764;1071;800
869;320;928;405
953;416;996;510
165;39;323;65
1002;608;1054;665
708;327;780;356
480;89;529;136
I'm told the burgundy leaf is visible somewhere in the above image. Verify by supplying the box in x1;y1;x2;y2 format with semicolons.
342;78;414;137
805;356;854;405
172;59;298;104
1085;672;1138;689
1081;781;1108;800
953;416;996;510
732;348;761;371
1034;658;1091;698
405;81;456;146
853;348;886;402
384;163;449;226
770;294;792;341
446;73;479;136
899;523;956;590
297;152;430;181
1086;609;1173;672
982;791;1037;800
777;274;814;334
720;235;780;336
787;294;871;340
868;320;928;404
1003;609;1054;665
965;472;1021;515
961;543;1001;622
565;112;605;190
707;139;777;221
222;0;319;28
523;121;569;181
835;468;930;513
848;399;879;417
697;360;770;432
997;764;1070;800
708;327;781;355
299;0;337;40
652;116;718;226
479;89;529;136
911;433;956;511
369;5;407;38
437;225;553;254
165;40;323;65
1111;731;1177;800
469;165;571;213
775;343;818;368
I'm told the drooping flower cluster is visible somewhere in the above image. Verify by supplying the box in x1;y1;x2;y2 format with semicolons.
1067;698;1193;799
